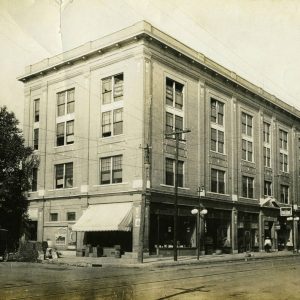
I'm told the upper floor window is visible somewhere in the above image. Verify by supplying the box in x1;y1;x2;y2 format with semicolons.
100;155;122;184
56;120;74;146
67;212;76;221
50;213;58;222
166;78;183;109
57;89;75;116
264;181;272;196
102;108;123;137
102;73;124;104
211;128;224;154
33;128;39;150
31;168;38;192
241;112;252;137
242;139;253;162
34;99;40;122
242;176;254;198
165;112;183;138
279;129;288;150
55;162;73;189
280;153;288;173
280;185;289;204
165;158;184;187
211;169;225;194
211;99;224;125
263;122;270;143
263;147;271;168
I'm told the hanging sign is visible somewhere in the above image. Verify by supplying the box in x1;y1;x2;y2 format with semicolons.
280;207;292;217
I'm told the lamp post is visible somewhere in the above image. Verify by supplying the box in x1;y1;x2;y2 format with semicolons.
191;206;208;260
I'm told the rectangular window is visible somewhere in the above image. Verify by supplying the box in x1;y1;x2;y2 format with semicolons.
56;121;74;146
32;168;38;192
165;158;184;187
211;169;225;194
100;155;123;184
165;113;183;139
280;153;288;172
57;89;75;116
56;122;65;146
55;163;73;189
279;130;288;150
211;99;224;125
280;185;289;204
211;128;224;153
33;128;39;150
102;73;124;104
242;176;254;198
241;112;253;136
242;139;253;162
263;147;271;167
102;109;123;137
264;181;272;196
67;212;76;221
50;213;58;222
34;99;40;122
263;122;270;143
66;120;74;144
166;78;183;109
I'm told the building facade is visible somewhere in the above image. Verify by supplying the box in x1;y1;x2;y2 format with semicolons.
19;21;300;258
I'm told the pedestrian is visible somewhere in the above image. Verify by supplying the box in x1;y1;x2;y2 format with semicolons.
264;237;272;252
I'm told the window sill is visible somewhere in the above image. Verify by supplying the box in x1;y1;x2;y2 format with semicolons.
93;182;128;187
49;187;78;192
160;184;190;190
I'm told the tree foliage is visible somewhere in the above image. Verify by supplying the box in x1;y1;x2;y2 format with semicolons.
0;106;36;249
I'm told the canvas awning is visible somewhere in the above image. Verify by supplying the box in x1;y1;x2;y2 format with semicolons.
72;202;132;232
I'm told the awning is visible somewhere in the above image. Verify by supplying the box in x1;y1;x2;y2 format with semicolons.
72;202;132;232
260;197;281;208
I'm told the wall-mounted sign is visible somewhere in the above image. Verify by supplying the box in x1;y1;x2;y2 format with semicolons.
280;207;292;217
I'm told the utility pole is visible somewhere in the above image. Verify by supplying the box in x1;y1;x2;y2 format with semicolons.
137;144;151;263
165;129;191;261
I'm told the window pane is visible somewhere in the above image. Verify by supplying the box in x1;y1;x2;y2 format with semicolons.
114;74;124;102
175;116;183;131
56;164;64;188
175;82;183;109
66;120;74;144
34;128;39;150
67;212;76;221
112;155;122;183
34;99;40;122
57;92;65;116
65;163;73;188
211;100;217;123
166;113;173;134
166;158;174;186
56;123;65;146
67;89;75;114
102;111;111;137
101;157;111;184
242;176;247;197
166;78;173;106
211;169;217;192
113;109;123;135
32;168;38;192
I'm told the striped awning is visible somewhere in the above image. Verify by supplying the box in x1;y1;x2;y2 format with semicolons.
72;202;132;232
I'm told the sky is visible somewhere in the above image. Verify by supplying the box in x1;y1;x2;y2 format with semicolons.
1;0;300;126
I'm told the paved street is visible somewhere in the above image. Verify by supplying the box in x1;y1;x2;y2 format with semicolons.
0;256;300;299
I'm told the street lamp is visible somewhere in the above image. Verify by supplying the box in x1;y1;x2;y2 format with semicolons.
191;207;208;260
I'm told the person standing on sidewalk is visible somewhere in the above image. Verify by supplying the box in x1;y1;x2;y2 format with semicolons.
264;237;272;252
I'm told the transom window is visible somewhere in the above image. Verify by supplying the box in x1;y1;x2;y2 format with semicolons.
241;112;252;137
165;158;184;187
242;176;254;198
102;73;124;104
100;155;122;184
55;162;73;189
166;78;183;109
57;89;75;116
264;181;272;196
280;185;289;204
102;108;123;137
211;169;225;194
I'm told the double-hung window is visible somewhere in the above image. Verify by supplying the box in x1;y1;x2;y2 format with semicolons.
102;73;123;104
241;112;253;162
165;158;184;187
50;213;58;222
34;99;40;122
33;128;39;150
55;162;73;189
280;185;289;204
211;169;225;194
264;181;272;196
165;78;184;140
210;99;225;154
102;108;123;137
263;122;271;168
242;176;254;198
100;155;123;184
279;129;288;173
32;168;38;192
56;89;75;146
67;212;76;221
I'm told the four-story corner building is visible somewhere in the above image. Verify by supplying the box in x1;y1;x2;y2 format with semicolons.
19;21;300;258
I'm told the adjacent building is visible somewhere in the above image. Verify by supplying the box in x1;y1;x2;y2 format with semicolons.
19;21;300;258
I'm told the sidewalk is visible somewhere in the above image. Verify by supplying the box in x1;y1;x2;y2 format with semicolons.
43;250;299;268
